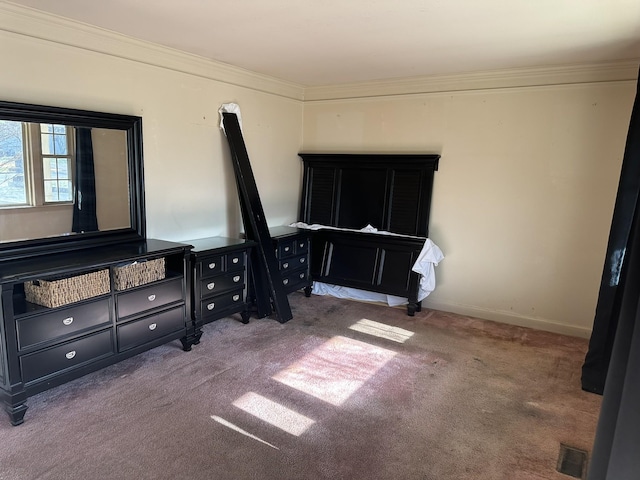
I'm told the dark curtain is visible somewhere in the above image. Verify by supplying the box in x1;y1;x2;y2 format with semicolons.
72;127;98;233
582;67;640;394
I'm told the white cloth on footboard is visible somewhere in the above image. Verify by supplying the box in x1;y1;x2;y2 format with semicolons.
412;237;445;301
289;223;444;307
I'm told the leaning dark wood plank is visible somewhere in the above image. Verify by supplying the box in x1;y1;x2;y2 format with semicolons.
222;112;292;322
237;176;273;318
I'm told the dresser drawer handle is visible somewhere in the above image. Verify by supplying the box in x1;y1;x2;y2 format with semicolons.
208;262;216;270
284;246;290;252
65;351;76;360
300;257;306;264
207;282;215;290
299;273;305;279
62;317;74;326
283;279;289;285
232;257;239;264
233;294;240;301
283;262;289;269
233;275;241;283
148;294;156;302
149;323;157;331
207;302;215;311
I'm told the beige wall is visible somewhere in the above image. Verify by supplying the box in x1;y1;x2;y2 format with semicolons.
0;9;304;244
302;82;635;336
0;205;73;242
1;4;636;337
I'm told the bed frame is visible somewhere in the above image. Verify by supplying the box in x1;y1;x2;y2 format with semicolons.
298;153;440;315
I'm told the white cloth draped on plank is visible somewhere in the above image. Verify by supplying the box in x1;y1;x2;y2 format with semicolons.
218;102;243;135
289;222;444;307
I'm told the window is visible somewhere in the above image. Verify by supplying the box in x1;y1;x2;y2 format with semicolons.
0;120;27;206
40;124;73;203
0;120;74;207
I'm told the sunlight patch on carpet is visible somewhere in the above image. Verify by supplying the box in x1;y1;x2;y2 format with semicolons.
210;415;280;450
349;318;414;343
233;392;315;436
272;336;397;406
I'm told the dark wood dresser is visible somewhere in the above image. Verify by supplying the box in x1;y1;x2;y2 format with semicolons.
0;239;191;425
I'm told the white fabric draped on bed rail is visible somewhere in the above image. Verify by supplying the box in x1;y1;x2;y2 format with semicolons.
289;222;444;307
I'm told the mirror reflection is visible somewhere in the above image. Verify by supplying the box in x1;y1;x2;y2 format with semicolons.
0;121;130;243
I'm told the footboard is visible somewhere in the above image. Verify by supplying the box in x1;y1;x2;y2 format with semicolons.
310;229;425;315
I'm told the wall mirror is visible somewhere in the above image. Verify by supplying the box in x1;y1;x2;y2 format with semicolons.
0;100;145;260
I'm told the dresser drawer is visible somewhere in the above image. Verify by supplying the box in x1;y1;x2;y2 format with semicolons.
117;305;186;352
116;277;183;319
20;330;114;384
16;299;111;351
279;253;308;272
200;289;244;317
200;271;245;297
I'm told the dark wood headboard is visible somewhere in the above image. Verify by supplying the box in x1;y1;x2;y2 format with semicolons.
298;153;440;237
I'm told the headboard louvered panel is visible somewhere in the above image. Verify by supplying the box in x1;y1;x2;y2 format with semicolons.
299;153;439;237
307;167;335;226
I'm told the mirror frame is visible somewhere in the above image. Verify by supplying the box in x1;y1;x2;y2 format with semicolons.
0;100;145;261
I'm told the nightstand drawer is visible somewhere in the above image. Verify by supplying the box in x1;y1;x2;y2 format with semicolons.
200;271;245;297
277;239;296;259
117;306;185;352
199;254;224;278
282;270;310;290
201;289;244;317
116;278;183;319
280;253;307;272
20;330;114;384
199;252;245;279
226;251;245;271
295;238;309;254
16;298;110;351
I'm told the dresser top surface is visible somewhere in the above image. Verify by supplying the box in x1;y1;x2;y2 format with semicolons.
183;236;255;254
0;238;189;284
269;226;311;239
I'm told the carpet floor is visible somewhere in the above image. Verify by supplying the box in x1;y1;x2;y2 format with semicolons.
0;293;601;480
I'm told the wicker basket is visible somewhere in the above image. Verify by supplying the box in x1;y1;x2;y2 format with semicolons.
24;269;111;308
113;257;166;291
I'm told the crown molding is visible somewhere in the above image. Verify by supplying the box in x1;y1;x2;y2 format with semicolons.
1;2;637;104
303;60;640;101
0;1;305;101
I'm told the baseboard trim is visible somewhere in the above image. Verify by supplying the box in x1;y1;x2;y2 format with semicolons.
422;300;592;339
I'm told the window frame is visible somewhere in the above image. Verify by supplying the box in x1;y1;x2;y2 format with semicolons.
0;121;75;209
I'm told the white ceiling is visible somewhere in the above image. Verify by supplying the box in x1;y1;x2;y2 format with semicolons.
6;0;640;86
